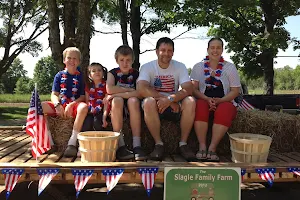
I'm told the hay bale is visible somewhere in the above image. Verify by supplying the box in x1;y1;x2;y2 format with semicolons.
47;116;74;152
229;110;300;152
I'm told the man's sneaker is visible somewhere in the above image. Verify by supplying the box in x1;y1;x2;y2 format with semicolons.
149;144;164;161
179;144;197;162
133;146;147;161
64;145;78;157
116;146;134;161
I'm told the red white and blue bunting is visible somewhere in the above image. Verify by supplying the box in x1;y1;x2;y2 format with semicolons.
137;167;159;197
37;168;60;196
2;166;300;197
102;168;124;194
1;168;24;199
256;168;276;186
72;169;94;199
287;167;300;176
241;169;246;182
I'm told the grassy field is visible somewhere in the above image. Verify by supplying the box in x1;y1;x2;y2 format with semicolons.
248;89;300;95
0;94;50;103
0;106;28;120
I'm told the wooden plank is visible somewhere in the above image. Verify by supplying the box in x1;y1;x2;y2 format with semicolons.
283;152;300;162
271;153;300;163
0;137;31;160
0;130;11;136
162;155;174;162
290;152;300;159
171;154;187;162
0;126;24;130
41;152;63;164
267;153;285;162
11;151;33;163
0;132;29;149
0;142;31;162
0;131;23;144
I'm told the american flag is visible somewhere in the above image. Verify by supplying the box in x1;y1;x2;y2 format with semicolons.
72;169;94;198
1;168;24;199
26;88;50;158
137;167;158;197
241;169;246;182
256;168;276;186
288;167;300;177
238;99;255;110
154;75;175;93
37;168;60;196
102;168;124;194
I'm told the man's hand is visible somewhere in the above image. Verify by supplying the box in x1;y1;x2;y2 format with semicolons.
156;97;172;114
64;102;75;118
170;102;180;113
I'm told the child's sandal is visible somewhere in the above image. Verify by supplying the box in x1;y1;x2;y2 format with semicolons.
206;151;220;162
196;150;207;161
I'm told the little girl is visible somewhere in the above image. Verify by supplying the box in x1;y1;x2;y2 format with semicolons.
82;62;109;131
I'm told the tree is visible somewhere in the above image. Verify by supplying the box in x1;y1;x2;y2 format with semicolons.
0;58;27;93
14;76;32;94
47;0;100;72
98;0;179;69
0;0;48;77
32;56;59;94
175;0;300;94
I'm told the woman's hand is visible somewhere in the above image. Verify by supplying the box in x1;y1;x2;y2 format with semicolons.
206;97;216;111
213;97;223;105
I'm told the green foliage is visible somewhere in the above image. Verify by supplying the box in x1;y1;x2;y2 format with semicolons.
0;94;50;103
0;0;47;76
0;106;28;121
0;58;27;93
14;77;32;94
33;56;59;94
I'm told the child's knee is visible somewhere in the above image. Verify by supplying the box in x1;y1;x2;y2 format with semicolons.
127;97;140;106
112;97;124;108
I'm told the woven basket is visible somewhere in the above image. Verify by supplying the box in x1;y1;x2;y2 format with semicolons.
47;116;74;152
229;133;272;163
78;131;120;162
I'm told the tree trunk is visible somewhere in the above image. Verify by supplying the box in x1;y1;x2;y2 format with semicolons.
76;0;92;74
119;0;128;45
63;0;78;48
130;0;141;70
259;49;274;95
47;0;63;69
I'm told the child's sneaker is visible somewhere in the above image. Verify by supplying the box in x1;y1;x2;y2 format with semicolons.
133;146;147;161
116;146;134;161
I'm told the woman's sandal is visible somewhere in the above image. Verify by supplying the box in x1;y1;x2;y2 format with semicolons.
196;150;207;161
206;151;220;162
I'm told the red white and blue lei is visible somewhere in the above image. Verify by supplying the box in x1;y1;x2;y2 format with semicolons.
204;56;224;89
59;68;80;107
88;82;105;114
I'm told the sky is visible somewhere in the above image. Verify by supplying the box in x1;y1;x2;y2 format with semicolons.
13;15;300;78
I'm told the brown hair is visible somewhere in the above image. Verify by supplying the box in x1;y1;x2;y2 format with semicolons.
114;45;134;62
208;37;224;48
85;62;108;89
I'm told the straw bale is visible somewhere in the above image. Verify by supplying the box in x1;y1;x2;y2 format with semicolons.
229;110;300;152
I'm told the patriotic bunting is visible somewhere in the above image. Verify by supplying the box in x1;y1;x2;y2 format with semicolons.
72;169;94;198
241;169;246;182
1;168;24;199
256;168;276;186
26;87;51;158
102;168;124;194
137;167;158;197
288;167;300;177
37;168;60;196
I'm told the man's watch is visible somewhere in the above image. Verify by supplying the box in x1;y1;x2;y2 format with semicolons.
167;96;174;102
54;102;61;108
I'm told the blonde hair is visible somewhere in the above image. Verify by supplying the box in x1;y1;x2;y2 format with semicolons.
63;47;81;61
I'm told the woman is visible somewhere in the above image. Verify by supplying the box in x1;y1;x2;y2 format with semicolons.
190;38;241;162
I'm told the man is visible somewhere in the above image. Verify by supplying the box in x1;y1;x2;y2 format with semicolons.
137;37;196;161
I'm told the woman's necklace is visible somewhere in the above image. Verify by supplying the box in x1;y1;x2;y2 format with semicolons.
204;56;224;88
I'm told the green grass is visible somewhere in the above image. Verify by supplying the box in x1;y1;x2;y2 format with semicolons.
0;94;50;103
0;106;28;120
248;89;300;95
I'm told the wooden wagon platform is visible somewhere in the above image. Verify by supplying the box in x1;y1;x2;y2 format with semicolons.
0;128;300;185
